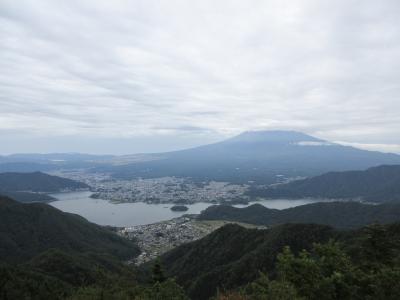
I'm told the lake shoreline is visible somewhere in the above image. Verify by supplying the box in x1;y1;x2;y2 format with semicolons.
49;191;333;227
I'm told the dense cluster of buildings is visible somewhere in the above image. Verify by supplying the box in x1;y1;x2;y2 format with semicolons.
51;170;249;204
120;216;212;264
92;177;248;203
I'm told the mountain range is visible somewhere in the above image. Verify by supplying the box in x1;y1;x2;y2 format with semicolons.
100;131;400;184
2;131;400;184
198;201;400;229
2;193;400;299
249;164;400;202
0;172;89;203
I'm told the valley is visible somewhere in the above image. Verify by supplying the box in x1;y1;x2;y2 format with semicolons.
3;1;400;297
2;131;400;299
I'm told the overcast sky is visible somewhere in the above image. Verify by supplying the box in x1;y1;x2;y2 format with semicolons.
1;0;400;154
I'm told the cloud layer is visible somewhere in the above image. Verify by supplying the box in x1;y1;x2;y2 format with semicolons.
1;0;400;153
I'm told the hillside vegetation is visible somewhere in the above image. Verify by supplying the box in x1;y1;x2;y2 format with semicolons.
0;171;89;202
250;165;400;202
198;201;400;229
156;223;334;299
0;196;139;263
2;195;400;299
0;196;187;299
0;171;89;193
153;222;400;300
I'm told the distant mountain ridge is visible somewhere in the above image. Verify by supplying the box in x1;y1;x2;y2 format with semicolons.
104;130;400;184
250;165;400;202
0;153;114;163
1;131;400;184
0;172;89;202
198;201;400;229
0;171;89;192
0;153;114;173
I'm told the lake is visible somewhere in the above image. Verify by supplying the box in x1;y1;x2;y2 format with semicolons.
50;191;322;227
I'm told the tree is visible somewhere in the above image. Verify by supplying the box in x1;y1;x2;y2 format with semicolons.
138;279;188;300
151;258;166;284
360;223;396;267
274;242;356;300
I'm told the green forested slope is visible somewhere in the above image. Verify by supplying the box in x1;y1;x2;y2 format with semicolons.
250;165;400;202
157;223;334;299
0;171;89;193
155;222;400;300
199;201;400;229
0;196;139;263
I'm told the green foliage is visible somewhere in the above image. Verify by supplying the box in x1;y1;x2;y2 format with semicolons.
0;190;56;202
0;171;89;194
0;196;140;263
4;190;400;300
151;258;166;283
137;279;189;300
0;263;72;300
239;229;400;300
250;165;400;203
157;223;333;299
199;201;400;229
359;223;397;266
242;272;301;300
275;242;356;299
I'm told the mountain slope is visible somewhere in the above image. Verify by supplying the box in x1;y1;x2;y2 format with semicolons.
0;196;139;263
198;201;400;229
0;171;89;193
154;221;400;299
105;131;400;184
0;153;114;163
250;165;400;202
0;153;113;173
0;196;189;299
157;223;335;299
0;171;90;202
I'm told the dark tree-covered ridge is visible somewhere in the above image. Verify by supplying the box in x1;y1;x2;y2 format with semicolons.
250;165;400;202
0;196;139;263
199;201;400;229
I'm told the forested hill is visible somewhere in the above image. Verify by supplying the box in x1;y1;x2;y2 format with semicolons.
250;165;400;202
0;171;89;193
157;223;334;299
0;171;89;202
2;193;400;299
0;196;190;299
198;201;400;229
156;222;400;300
0;196;139;263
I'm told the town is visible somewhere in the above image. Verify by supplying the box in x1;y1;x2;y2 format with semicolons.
50;170;250;204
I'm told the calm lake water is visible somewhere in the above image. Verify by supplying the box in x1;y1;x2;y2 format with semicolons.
50;191;321;227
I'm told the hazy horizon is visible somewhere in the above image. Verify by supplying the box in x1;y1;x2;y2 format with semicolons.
1;129;400;156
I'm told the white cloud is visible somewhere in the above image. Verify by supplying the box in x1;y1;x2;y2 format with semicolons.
0;0;400;153
335;141;400;155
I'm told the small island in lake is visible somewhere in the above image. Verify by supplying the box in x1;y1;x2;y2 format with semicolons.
170;205;189;212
